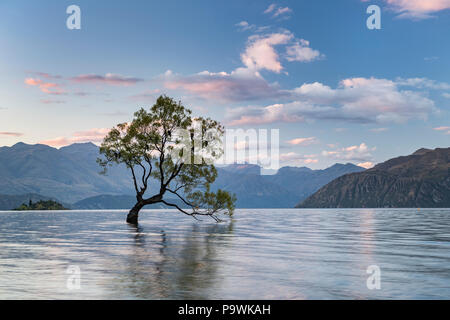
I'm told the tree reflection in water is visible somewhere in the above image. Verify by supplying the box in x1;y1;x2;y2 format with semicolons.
111;222;234;299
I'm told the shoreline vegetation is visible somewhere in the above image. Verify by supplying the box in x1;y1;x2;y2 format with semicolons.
14;200;68;211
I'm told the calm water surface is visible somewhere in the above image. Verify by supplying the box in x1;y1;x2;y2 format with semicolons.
0;209;449;299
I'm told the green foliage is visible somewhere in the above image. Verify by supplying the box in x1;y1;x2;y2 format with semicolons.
14;200;68;211
98;95;236;221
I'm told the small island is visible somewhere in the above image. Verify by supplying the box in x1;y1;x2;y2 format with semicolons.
14;200;68;211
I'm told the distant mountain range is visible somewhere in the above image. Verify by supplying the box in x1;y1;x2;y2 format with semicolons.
0;142;364;209
213;163;364;208
298;148;450;208
0;142;132;203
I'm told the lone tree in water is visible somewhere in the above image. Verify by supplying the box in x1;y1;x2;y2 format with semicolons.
98;95;236;224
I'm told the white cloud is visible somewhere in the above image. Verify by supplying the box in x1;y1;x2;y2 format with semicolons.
395;77;450;90
227;77;436;125
279;152;318;165
240;31;323;73
286;39;324;62
264;4;277;14
264;4;293;19
273;7;292;18
322;143;376;162
235;21;254;31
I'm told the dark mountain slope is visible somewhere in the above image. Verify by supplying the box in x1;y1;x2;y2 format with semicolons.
297;148;450;208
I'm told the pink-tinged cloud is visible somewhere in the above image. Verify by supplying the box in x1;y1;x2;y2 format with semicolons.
241;33;293;73
164;69;285;102
286;137;317;146
40;128;110;147
433;126;450;134
24;78;66;95
0;132;23;137
71;73;144;86
374;0;450;19
28;72;62;79
357;161;375;169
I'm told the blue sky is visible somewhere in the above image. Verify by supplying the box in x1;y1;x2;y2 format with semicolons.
0;0;449;169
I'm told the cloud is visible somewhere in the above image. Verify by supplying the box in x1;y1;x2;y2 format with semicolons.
24;78;66;95
30;72;62;79
279;152;318;165
264;4;293;19
370;127;388;133
227;103;304;126
235;21;254;31
286;39;324;62
293;77;436;123
160;26;321;102
163;29;322;102
0;132;23;137
395;77;450;90
71;73;144;86
40;128;110;147
241;32;293;73
163;68;285;102
264;4;277;14
227;77;436;125
322;143;376;162
286;137;318;146
433;126;450;134
443;93;450;99
376;0;450;19
357;161;375;169
40;99;66;104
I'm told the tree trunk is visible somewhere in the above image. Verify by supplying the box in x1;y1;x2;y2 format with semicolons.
127;201;145;224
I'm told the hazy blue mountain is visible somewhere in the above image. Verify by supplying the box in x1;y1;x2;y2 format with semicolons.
0;142;364;208
0;142;133;203
298;148;450;208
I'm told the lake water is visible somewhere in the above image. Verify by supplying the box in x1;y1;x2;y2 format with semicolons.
0;208;449;299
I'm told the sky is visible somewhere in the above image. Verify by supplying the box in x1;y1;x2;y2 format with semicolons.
0;0;449;170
